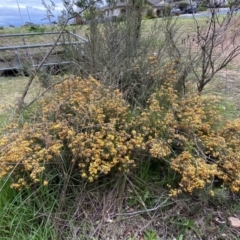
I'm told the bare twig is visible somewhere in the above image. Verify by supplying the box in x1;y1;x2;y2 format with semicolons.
17;1;99;112
189;9;240;92
112;197;170;217
17;21;69;112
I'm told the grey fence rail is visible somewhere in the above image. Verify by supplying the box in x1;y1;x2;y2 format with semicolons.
0;31;87;73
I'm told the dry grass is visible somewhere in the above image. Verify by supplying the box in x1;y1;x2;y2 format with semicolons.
0;76;42;113
0;24;87;62
201;66;240;120
49;175;240;239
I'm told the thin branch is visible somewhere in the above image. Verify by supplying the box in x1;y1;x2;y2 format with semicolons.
17;19;70;112
112;197;170;217
17;1;99;112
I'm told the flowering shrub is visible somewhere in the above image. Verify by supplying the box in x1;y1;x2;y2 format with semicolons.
0;77;140;189
1;74;240;196
134;81;240;196
169;100;240;195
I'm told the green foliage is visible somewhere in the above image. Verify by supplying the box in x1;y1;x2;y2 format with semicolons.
82;6;104;20
162;6;171;16
200;0;210;8
145;6;156;19
83;9;92;20
143;229;158;239
198;6;208;11
178;2;189;10
38;71;53;88
28;25;46;32
0;180;57;239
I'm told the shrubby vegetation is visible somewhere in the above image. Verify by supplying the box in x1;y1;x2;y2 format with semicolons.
2;0;240;238
1;67;240;197
145;6;156;19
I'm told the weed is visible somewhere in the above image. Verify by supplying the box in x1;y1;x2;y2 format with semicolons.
143;229;158;239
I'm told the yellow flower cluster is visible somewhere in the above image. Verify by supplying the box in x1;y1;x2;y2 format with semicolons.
215;119;240;192
171;151;217;194
130;77;240;196
1;72;240;196
0;77;135;189
0;122;61;189
69;128;139;181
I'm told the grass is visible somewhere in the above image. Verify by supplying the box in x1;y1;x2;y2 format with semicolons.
201;69;240;119
0;24;86;39
0;75;62;133
0;24;87;61
0;180;57;239
0;76;42;113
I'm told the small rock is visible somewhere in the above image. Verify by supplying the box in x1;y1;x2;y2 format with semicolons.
214;217;226;224
228;217;240;228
